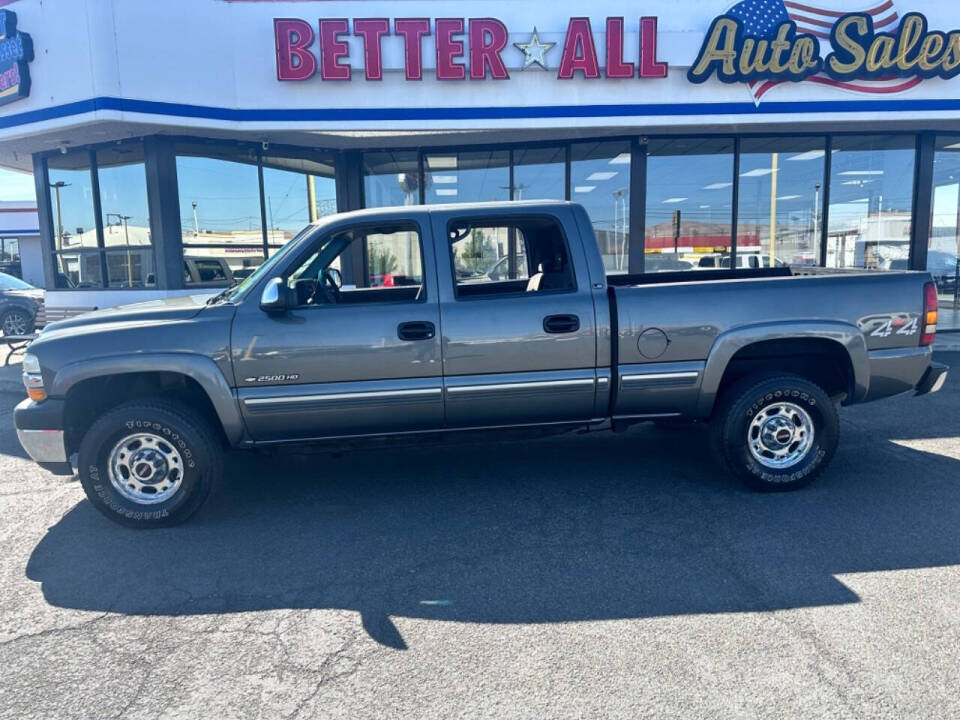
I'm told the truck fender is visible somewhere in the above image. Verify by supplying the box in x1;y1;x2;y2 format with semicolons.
49;353;245;445
695;321;869;418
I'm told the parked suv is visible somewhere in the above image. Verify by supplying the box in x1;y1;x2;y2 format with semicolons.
0;272;43;336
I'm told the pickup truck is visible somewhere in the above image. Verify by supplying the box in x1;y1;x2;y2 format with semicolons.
14;201;948;528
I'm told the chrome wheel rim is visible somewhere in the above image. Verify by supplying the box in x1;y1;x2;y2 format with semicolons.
108;432;184;505
2;311;28;335
747;401;814;470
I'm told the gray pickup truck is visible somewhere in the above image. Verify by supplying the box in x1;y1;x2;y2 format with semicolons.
14;201;948;527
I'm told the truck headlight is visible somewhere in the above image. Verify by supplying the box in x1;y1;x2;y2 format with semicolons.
21;354;46;402
22;353;41;374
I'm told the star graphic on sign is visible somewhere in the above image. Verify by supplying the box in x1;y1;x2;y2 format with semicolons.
513;27;555;70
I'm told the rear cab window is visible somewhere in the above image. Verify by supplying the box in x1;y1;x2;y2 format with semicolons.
446;216;576;299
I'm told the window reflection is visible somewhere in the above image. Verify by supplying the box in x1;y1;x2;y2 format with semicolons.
424;150;509;204
645;138;733;272
571;141;630;273
98;146;155;288
929;135;960;330
826;136;915;271
47;147;155;289
737;138;825;269
363;151;420;207
0;238;19;263
513;147;565;201
262;155;336;256
55;251;101;289
47;153;96;254
177;149;264;284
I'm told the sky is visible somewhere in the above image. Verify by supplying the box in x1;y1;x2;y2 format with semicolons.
0;168;36;203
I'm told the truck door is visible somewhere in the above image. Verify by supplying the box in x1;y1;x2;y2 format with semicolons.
432;209;599;427
231;218;443;441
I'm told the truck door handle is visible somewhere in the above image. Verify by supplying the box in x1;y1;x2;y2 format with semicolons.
397;321;436;341
543;314;580;334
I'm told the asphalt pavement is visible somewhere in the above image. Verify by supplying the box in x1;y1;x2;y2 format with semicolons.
1;353;960;719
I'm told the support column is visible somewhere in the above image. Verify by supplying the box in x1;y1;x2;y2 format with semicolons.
32;154;58;290
143;136;185;290
628;137;646;274
910;132;935;271
334;151;366;285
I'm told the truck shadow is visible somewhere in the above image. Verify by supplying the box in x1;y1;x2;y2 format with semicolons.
25;415;960;650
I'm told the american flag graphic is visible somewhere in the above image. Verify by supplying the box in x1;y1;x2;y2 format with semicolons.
727;0;922;102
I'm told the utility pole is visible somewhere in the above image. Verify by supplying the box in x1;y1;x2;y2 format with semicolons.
191;201;199;238
672;209;681;256
49;181;70;251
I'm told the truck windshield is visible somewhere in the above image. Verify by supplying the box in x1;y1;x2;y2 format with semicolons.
222;225;317;303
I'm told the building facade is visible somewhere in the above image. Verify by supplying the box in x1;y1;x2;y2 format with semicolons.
0;0;959;328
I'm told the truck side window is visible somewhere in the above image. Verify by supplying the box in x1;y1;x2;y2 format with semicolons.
287;223;424;306
448;217;576;299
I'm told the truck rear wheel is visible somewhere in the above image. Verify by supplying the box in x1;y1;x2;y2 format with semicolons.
77;400;221;528
713;374;838;491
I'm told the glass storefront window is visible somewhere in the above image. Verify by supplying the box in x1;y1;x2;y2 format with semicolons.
826;136;915;271
55;250;102;289
571;141;630;274
424;150;509;204
176;149;263;284
513;146;566;201
47;146;155;289
737;138;825;269
363;151;421;207
645;138;733;273
262;155;337;256
929;135;960;331
97;146;154;288
1;238;18;262
47;155;96;251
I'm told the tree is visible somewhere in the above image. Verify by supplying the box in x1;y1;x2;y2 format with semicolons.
368;245;398;277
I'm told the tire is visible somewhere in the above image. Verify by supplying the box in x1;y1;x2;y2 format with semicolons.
712;374;839;492
0;307;33;336
77;400;222;528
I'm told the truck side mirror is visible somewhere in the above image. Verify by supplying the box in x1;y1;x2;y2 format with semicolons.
259;277;289;313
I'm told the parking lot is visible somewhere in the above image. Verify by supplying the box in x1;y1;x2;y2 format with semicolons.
1;353;959;719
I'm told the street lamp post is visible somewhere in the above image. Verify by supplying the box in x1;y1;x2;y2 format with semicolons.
49;181;70;251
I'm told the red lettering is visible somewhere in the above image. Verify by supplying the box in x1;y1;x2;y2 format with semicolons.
274;18;316;81
436;18;466;80
319;18;351;81
605;17;634;78
469;18;509;80
558;18;600;79
354;18;389;80
395;18;430;80
639;16;668;78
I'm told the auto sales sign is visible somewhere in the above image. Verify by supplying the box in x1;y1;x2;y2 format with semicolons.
0;9;32;107
272;3;960;104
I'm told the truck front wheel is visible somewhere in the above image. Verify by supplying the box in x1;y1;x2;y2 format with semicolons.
713;374;839;491
77;401;221;528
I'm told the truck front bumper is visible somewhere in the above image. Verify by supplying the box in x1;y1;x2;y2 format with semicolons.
14;398;74;475
915;362;949;396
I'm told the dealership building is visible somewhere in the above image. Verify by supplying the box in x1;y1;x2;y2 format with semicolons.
0;0;959;328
